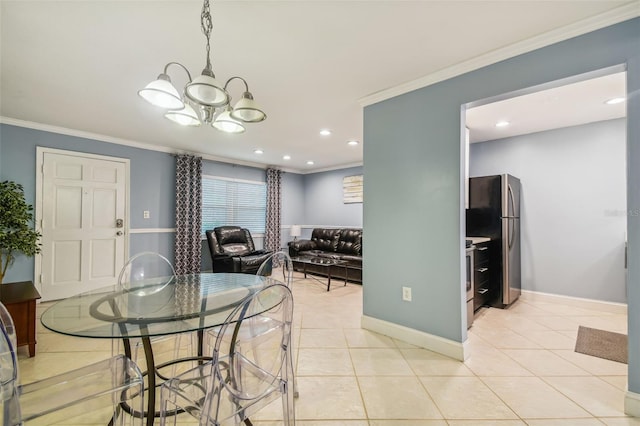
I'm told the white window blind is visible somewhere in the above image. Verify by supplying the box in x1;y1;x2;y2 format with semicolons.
201;175;267;235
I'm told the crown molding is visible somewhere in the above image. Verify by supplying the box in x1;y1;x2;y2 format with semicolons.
359;2;640;107
0;116;309;174
299;162;363;175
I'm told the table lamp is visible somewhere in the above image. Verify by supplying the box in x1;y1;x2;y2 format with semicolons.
290;225;301;241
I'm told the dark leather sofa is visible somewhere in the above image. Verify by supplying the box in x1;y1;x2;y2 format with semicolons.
206;226;272;274
288;228;362;283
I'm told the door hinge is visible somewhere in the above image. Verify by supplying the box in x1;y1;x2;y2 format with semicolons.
39;274;43;284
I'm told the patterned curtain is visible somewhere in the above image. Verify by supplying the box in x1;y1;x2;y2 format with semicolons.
264;168;282;252
174;155;202;275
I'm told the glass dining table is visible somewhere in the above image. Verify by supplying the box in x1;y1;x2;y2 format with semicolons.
40;272;281;426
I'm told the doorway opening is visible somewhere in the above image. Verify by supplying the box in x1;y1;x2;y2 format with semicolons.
461;65;628;333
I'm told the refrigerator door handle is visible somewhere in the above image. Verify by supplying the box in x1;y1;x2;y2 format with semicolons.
508;184;516;249
508;183;516;218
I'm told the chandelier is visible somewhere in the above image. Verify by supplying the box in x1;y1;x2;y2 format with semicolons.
138;0;266;133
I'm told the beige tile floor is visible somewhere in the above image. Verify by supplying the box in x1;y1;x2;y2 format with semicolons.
18;272;640;425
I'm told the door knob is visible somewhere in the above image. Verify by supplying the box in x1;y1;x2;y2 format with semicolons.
116;231;123;236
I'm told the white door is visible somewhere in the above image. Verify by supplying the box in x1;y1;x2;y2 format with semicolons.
38;150;128;301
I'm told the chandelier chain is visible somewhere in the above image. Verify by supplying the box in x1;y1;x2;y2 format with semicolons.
201;0;213;70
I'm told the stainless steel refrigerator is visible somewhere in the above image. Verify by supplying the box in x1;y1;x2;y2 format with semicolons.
466;174;521;307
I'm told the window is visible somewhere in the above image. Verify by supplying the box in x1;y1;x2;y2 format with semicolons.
201;175;267;235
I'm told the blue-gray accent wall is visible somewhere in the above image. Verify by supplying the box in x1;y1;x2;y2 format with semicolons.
471;118;627;303
0;123;353;279
303;166;363;229
363;18;640;395
0;124;177;282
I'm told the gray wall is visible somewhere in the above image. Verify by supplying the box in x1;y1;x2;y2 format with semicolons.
0;124;176;283
0;124;356;277
470;118;627;303
300;166;363;239
363;18;640;394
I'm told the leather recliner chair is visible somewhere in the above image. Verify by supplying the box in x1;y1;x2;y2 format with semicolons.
206;226;273;274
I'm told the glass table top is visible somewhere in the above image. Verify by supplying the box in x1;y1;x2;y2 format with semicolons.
41;273;278;339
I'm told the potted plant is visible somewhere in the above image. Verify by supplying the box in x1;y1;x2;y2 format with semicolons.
0;181;41;284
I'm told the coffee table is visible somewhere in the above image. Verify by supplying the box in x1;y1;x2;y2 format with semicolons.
291;256;348;291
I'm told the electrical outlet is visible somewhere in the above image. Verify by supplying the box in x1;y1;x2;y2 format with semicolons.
143;210;150;219
402;286;412;302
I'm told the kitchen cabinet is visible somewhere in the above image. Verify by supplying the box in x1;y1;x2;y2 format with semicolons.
473;241;496;311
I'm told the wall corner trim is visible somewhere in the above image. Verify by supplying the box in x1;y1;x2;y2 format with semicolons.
625;390;640;417
358;1;640;107
361;315;466;361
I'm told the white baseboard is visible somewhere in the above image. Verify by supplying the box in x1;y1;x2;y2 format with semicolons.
520;290;627;315
361;315;468;361
625;390;640;417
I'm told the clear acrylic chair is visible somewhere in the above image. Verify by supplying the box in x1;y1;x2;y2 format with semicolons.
0;301;19;387
115;252;193;371
256;250;294;287
159;284;295;426
118;251;176;297
0;303;145;425
256;251;298;396
207;251;298;396
0;302;17;353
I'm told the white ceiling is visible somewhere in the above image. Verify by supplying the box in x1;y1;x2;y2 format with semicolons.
1;1;637;173
466;71;627;143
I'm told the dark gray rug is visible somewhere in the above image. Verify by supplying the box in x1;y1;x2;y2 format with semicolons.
574;325;628;364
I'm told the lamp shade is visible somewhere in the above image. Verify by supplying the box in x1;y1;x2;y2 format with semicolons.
290;225;301;238
230;92;266;123
138;76;185;110
185;74;229;107
165;104;201;126
212;109;245;133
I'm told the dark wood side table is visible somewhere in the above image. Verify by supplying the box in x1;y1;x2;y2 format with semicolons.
0;281;41;357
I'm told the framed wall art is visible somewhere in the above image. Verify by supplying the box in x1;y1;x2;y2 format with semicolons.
343;175;363;203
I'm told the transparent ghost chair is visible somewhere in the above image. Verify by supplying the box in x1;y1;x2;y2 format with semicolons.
159;284;295;426
256;251;298;396
207;251;298;396
0;302;145;425
0;302;17;353
256;250;294;287
0;301;18;386
115;252;193;373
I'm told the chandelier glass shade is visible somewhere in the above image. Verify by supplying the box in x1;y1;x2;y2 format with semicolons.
137;0;266;132
212;107;245;134
231;91;267;123
138;74;184;110
164;104;200;126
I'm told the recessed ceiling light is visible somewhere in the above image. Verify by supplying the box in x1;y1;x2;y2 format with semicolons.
347;140;359;146
319;129;331;136
306;160;314;165
605;97;625;105
283;155;291;160
254;149;263;154
495;120;510;128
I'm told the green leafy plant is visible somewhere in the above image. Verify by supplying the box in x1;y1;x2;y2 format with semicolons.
0;181;41;284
